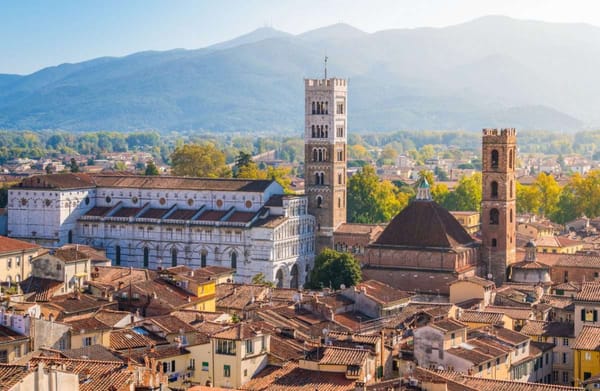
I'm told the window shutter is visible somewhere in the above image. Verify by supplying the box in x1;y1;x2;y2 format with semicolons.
582;309;586;321
594;310;598;322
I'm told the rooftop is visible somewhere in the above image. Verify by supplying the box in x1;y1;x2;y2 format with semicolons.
573;325;600;351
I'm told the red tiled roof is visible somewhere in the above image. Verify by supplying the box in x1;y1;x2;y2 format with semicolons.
0;324;28;344
110;328;167;350
53;247;89;263
212;322;264;340
0;364;32;390
241;362;356;391
91;174;275;192
196;210;227;221
227;211;257;223
0;235;39;253
167;208;200;220
111;206;143;218
459;310;505;324
27;357;134;391
139;208;170;219
573;325;600;351
520;321;574;338
575;281;600;302
355;280;412;304
16;173;96;190
19;276;62;302
84;206;113;217
374;200;475;249
63;313;112;333
319;346;370;366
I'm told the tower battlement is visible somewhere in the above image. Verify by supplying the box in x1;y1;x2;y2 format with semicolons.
482;128;517;142
305;78;347;89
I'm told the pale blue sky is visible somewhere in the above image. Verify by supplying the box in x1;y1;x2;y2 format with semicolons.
1;0;600;74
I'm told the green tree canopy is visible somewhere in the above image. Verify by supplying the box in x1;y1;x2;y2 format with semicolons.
306;249;361;290
144;161;159;176
442;173;482;211
170;143;230;178
348;165;407;223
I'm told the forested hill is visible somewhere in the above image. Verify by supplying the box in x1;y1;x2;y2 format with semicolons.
1;16;599;132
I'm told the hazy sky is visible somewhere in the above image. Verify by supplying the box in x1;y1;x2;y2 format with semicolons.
2;0;600;74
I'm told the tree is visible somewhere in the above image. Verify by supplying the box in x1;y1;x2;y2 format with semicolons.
145;161;159;176
306;249;361;290
251;273;275;288
516;181;541;214
69;158;79;173
442;173;482;211
347;165;404;223
533;172;561;217
170;143;230;178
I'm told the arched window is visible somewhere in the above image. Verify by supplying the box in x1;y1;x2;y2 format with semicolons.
491;150;499;169
171;248;178;267
491;238;497;247
338;173;343;185
491;181;498;198
315;173;320;185
115;245;121;266
313;148;318;162
201;250;207;268
317;196;323;208
143;247;149;268
276;269;284;288
320;126;324;138
318;149;323;162
320;173;324;185
509;149;514;169
490;208;500;225
325;101;328;114
230;251;237;269
311;125;315;138
312;102;316;114
510;180;514;198
290;265;299;289
338;197;341;208
510;209;513;223
68;230;73;244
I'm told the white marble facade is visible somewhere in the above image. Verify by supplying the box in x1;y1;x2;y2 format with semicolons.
8;175;315;288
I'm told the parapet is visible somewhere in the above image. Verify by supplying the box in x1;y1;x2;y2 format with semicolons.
305;78;347;89
482;128;517;142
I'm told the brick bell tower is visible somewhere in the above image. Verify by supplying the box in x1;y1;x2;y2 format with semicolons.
481;128;517;286
304;74;348;253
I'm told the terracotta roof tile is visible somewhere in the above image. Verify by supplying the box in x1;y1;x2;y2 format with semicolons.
111;206;143;218
138;208;170;219
553;254;600;268
319;346;370;366
61;344;124;362
573;325;600;351
166;208;201;220
335;223;384;235
431;318;467;333
84;206;113;217
136;314;196;334
0;364;32;389
0;324;28;343
27;357;133;391
212;322;264;340
241;362;356;391
355;280;412;303
575;281;600;302
110;328;168;350
91;174;275;192
374;200;475;249
484;306;534;320
449;276;495;288
53;247;89;263
16;173;95;190
19;276;62;302
0;235;39;253
227;211;257;223
196;210;227;221
63;313;112;333
520;321;574;338
459;310;505;324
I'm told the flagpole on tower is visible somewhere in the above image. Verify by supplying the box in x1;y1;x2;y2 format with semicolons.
324;56;328;79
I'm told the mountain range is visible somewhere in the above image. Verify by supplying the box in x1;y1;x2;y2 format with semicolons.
1;15;599;133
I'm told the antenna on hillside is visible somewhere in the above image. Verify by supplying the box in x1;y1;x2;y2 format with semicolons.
324;56;328;79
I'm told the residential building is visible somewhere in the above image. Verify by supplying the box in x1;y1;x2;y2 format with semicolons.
573;325;600;386
0;236;40;288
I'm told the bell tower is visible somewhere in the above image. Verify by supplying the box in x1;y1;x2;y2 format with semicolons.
304;76;348;252
481;128;517;286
